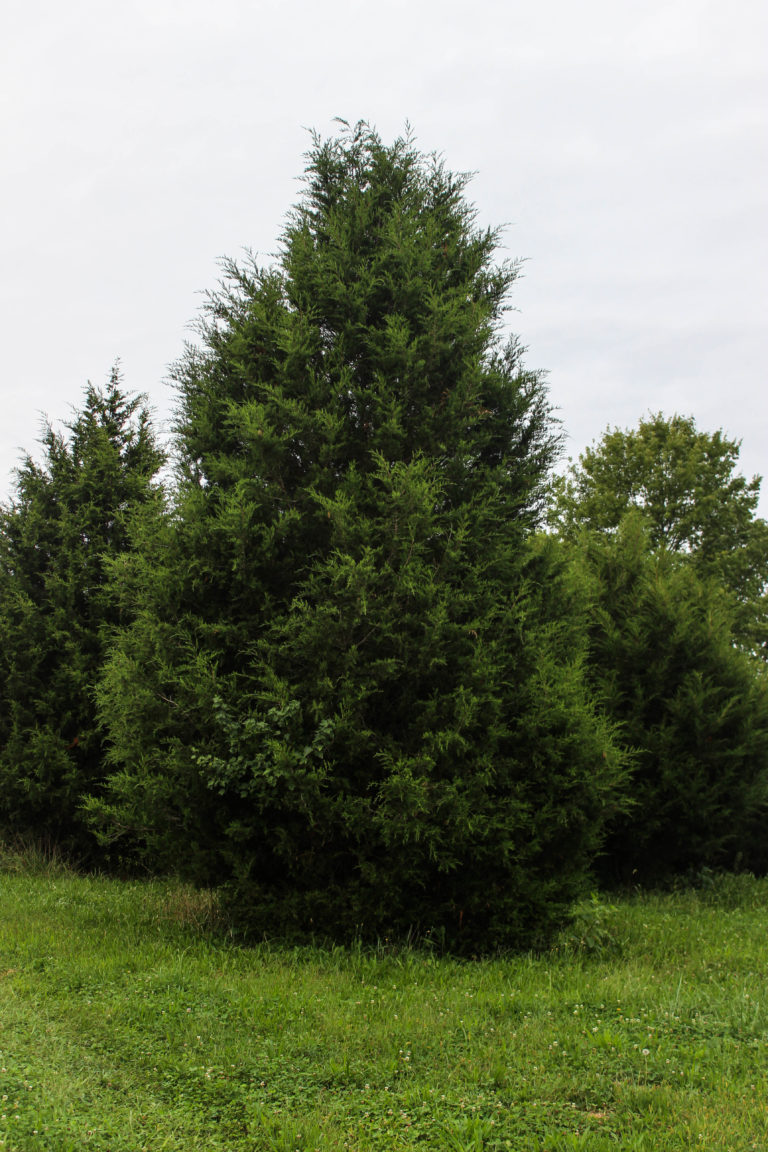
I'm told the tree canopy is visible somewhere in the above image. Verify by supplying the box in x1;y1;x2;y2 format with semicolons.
550;412;768;653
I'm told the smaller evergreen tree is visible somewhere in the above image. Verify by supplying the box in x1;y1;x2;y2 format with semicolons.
0;370;165;857
579;514;768;882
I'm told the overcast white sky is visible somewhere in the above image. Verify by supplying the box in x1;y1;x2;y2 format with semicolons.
2;0;766;510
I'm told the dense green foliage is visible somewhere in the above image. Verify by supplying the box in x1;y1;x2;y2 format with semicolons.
0;372;164;857
548;414;768;882
551;413;768;654
577;515;768;882
2;128;763;940
90;123;625;951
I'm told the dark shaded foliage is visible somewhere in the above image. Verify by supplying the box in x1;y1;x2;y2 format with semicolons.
0;370;164;857
579;515;768;883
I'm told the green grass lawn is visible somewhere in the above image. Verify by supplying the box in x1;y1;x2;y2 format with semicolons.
0;854;766;1151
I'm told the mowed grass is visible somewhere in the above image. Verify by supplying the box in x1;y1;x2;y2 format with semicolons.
0;855;766;1151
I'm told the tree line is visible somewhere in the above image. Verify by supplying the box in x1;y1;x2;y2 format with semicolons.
2;123;767;952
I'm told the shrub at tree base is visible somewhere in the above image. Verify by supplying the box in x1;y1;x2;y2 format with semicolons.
91;124;627;952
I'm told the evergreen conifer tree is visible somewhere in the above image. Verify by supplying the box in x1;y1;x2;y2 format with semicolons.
0;370;165;857
94;124;625;949
578;514;768;882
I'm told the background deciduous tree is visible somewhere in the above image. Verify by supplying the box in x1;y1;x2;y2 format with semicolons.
550;413;768;655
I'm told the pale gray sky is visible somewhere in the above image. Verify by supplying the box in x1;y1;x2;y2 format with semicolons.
2;0;766;507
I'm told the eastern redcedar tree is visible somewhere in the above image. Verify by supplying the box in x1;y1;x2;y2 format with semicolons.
92;124;625;950
0;370;164;858
578;514;768;883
